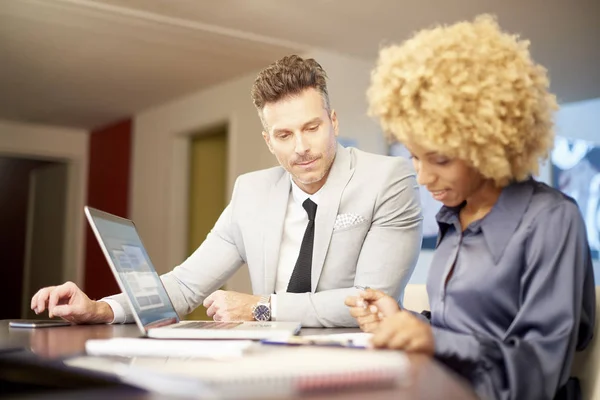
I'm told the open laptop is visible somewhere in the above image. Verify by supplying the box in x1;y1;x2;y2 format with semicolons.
84;206;301;340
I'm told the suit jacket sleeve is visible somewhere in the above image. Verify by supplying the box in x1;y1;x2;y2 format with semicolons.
102;179;246;323
275;160;423;327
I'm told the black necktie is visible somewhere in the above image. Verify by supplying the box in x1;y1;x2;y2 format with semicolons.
287;198;317;293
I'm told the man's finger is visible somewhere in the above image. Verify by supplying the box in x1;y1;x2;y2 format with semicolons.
50;305;72;319
31;289;44;311
203;293;216;308
204;290;225;308
36;289;53;314
47;285;74;315
206;303;219;318
219;312;230;322
32;286;56;309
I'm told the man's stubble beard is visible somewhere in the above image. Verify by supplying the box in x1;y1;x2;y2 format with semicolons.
294;139;337;185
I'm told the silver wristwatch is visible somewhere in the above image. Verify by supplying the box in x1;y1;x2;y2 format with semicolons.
251;295;271;321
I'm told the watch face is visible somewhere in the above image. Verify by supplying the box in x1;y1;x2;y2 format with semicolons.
253;304;271;321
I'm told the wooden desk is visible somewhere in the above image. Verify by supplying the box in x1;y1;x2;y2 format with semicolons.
0;320;478;399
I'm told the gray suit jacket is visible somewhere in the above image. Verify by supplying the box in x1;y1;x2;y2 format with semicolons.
109;145;423;327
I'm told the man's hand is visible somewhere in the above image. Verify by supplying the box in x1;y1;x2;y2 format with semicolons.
371;310;435;355
30;281;114;324
345;288;400;332
203;290;260;321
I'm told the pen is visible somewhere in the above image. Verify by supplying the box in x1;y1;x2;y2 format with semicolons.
261;337;366;349
354;286;370;309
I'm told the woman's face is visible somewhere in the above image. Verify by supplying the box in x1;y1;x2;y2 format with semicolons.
404;141;487;207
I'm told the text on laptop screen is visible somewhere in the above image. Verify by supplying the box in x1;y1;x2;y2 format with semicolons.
92;214;178;327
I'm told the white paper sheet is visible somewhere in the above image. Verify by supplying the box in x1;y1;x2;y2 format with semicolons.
85;338;253;359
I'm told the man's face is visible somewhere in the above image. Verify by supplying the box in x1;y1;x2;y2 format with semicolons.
261;88;339;194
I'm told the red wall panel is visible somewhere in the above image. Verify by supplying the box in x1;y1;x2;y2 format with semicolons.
84;119;132;300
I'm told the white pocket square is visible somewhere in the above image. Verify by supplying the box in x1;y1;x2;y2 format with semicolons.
333;213;367;231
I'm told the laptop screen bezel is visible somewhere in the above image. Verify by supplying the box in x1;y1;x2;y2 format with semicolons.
84;206;180;334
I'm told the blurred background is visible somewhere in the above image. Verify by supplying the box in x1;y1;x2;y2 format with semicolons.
1;0;598;320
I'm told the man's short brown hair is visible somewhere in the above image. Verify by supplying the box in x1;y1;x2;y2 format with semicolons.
251;55;330;113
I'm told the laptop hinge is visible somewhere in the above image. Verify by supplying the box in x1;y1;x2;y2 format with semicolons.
145;317;178;330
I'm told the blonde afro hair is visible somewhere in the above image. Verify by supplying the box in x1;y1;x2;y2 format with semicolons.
368;15;558;186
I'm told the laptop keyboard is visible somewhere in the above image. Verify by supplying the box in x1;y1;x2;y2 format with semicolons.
172;321;243;330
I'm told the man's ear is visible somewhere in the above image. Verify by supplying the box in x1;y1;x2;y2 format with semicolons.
262;131;275;154
330;110;339;137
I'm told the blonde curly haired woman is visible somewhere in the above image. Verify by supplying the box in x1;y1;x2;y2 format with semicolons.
345;15;595;400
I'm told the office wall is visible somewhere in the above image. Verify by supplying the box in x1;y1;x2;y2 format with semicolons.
84;119;132;300
132;71;272;281
0;119;88;286
556;98;600;143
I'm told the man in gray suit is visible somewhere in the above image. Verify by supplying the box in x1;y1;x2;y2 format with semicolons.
31;55;423;327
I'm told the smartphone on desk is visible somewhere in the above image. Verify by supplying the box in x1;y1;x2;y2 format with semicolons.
9;320;72;328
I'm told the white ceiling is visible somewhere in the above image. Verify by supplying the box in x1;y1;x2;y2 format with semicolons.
1;0;599;129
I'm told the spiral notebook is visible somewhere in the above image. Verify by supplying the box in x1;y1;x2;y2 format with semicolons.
65;346;409;398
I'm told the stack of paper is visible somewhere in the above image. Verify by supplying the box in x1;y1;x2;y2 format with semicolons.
66;345;409;399
85;338;254;359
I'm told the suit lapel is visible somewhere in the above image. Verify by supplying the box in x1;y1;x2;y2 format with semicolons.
311;145;355;291
263;172;291;294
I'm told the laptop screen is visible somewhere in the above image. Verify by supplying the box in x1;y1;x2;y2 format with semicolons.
85;207;179;328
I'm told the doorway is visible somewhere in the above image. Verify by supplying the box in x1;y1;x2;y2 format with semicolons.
0;156;68;319
186;124;228;320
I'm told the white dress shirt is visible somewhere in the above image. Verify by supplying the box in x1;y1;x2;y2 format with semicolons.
102;176;320;324
270;178;321;320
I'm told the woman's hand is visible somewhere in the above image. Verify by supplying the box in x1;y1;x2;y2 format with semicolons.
371;310;435;355
345;288;400;332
